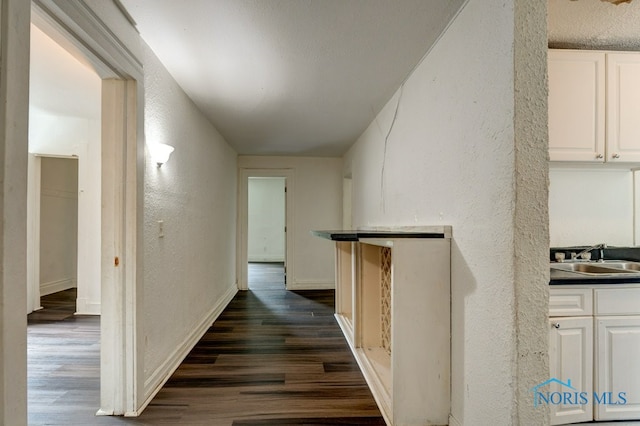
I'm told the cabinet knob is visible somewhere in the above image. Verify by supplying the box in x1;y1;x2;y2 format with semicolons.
596;153;604;159
553;323;560;329
612;153;620;159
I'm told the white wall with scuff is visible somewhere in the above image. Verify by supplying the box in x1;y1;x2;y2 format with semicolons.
344;0;549;424
142;41;238;390
549;168;633;247
238;156;342;289
39;158;78;295
248;178;285;262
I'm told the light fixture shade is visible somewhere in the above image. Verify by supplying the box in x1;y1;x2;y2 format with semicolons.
150;143;175;166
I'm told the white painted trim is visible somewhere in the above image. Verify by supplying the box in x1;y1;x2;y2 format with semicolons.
132;285;238;417
33;153;78;159
248;256;286;263
287;279;335;290
101;79;142;415
337;315;391;426
75;298;100;315
26;154;42;314
31;0;143;80
40;278;76;296
238;168;295;291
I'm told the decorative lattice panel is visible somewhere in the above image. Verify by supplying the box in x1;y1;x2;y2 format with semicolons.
380;247;392;355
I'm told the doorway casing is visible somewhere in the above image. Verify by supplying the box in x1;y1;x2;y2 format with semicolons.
238;168;294;291
31;0;145;416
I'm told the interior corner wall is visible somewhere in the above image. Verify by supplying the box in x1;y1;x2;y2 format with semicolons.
238;156;342;289
342;0;543;423
142;41;238;395
248;178;285;262
39;157;78;296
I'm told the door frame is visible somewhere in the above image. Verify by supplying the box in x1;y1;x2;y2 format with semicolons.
238;168;294;291
31;1;145;416
27;154;79;313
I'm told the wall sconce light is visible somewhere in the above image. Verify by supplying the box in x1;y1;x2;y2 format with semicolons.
149;143;175;167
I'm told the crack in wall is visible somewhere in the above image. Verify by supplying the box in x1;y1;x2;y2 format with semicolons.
380;84;404;212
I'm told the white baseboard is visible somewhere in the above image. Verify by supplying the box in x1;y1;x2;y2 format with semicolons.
449;413;462;426
287;279;335;290
248;256;285;262
75;298;101;315
40;278;76;296
134;284;238;416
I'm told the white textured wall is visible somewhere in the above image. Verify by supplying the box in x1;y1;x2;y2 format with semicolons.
238;156;341;289
248;178;285;262
39;158;78;295
550;168;633;247
513;0;549;423
142;42;238;383
344;0;548;423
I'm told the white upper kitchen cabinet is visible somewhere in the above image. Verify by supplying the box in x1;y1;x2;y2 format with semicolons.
548;50;606;162
607;53;640;163
549;49;640;163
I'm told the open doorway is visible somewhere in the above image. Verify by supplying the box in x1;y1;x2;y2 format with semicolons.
38;157;79;301
27;1;144;415
27;23;102;315
247;177;286;290
238;169;294;291
26;22;103;422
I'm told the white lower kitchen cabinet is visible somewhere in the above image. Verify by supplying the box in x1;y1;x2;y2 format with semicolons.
595;316;640;420
549;316;593;425
549;286;640;424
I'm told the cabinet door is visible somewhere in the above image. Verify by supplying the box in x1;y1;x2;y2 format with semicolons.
548;50;606;162
595;316;640;420
607;53;640;162
548;317;593;425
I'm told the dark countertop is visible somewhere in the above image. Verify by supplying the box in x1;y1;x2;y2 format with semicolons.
312;228;449;241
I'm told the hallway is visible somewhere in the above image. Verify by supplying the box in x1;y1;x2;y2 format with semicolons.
28;268;383;425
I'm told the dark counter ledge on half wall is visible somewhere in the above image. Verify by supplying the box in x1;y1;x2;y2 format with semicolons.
312;227;452;241
550;246;640;285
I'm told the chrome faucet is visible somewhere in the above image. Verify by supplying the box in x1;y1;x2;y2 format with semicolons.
575;243;607;262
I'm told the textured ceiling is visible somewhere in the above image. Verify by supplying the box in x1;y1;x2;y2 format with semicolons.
549;0;640;51
119;0;466;156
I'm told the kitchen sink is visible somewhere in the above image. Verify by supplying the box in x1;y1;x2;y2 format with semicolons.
551;262;640;275
600;261;640;271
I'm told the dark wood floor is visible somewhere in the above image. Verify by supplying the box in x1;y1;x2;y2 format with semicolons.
28;267;384;425
248;262;285;290
28;288;104;425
